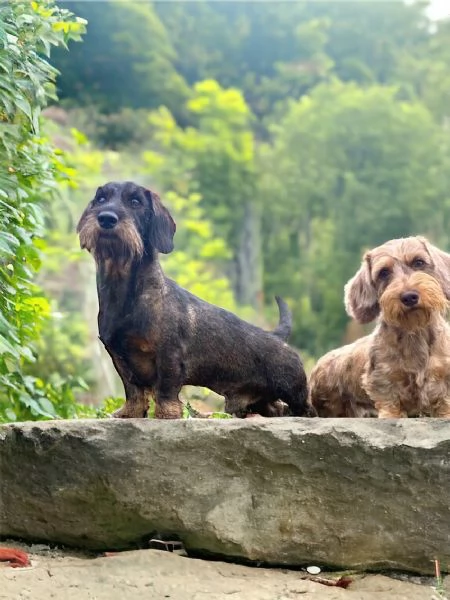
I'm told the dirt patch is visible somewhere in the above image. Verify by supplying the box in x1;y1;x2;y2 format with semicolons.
0;542;448;600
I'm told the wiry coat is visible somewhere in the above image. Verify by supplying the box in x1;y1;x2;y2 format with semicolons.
77;181;313;419
310;236;450;418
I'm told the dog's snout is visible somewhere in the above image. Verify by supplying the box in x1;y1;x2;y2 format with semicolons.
97;211;118;230
400;291;419;307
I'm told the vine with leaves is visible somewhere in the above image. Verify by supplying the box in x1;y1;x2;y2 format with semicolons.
0;1;86;421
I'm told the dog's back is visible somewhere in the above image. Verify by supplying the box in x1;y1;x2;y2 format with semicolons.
161;279;310;416
309;334;376;417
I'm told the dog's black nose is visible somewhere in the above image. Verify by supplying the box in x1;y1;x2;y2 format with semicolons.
401;291;419;307
97;211;118;229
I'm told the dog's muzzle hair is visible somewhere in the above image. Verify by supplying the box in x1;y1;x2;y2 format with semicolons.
380;271;448;330
78;210;144;263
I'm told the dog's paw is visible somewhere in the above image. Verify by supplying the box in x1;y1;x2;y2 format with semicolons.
304;404;318;418
111;405;148;419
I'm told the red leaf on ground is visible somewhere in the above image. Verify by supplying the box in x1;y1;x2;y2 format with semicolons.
0;547;30;568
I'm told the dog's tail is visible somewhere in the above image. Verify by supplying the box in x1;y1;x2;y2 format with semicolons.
272;296;292;341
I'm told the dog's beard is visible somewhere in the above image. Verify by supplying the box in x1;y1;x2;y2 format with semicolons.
78;214;144;264
380;274;447;331
382;304;435;330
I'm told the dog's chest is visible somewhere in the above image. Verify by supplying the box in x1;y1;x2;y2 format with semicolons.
125;336;157;385
366;327;450;412
106;331;157;386
377;352;450;415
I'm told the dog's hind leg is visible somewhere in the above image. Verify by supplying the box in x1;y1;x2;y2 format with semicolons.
280;382;317;417
223;394;246;417
242;398;290;417
259;399;290;417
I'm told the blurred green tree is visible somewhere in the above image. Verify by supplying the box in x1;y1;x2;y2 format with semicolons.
144;80;262;308
303;1;429;85
155;1;431;119
155;2;331;120
395;16;450;123
52;0;189;117
162;190;239;313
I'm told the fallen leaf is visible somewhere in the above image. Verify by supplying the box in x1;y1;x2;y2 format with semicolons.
0;547;30;568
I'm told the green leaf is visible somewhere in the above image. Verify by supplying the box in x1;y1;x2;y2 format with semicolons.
0;334;19;357
37;397;57;417
209;412;233;419
4;408;16;422
14;95;32;121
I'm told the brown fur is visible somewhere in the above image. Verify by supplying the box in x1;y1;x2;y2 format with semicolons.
78;211;144;264
310;236;450;418
308;335;376;417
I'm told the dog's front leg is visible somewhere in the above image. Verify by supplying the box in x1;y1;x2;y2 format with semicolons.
153;376;182;418
112;381;150;419
373;397;407;418
152;356;183;419
153;390;183;419
433;397;450;418
108;353;149;419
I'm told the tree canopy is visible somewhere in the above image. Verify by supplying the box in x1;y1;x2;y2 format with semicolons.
52;1;189;116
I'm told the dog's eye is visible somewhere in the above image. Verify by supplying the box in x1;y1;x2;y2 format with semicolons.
130;197;141;207
97;196;106;204
377;268;391;280
412;258;426;269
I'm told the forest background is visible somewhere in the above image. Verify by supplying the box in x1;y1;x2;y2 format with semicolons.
1;0;449;420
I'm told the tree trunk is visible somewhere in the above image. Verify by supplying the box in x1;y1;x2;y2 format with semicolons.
234;201;263;309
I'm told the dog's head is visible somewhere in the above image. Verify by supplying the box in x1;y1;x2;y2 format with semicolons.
76;181;176;262
344;236;450;329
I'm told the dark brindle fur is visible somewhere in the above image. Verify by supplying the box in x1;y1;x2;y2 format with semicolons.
77;181;314;419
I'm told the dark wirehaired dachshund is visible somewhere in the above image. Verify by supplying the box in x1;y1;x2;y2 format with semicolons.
77;181;314;419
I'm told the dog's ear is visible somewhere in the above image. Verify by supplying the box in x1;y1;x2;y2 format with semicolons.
419;236;450;299
344;253;380;323
76;202;92;236
145;190;176;254
76;187;102;234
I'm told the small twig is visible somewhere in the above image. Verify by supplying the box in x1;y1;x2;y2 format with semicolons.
300;574;353;589
435;559;442;582
182;400;210;418
433;559;448;600
182;400;232;419
148;539;184;553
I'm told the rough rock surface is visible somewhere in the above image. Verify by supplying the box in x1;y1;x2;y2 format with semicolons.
0;418;449;574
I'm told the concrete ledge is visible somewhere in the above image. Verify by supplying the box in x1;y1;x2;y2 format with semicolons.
0;418;449;574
